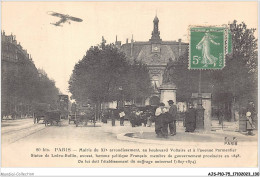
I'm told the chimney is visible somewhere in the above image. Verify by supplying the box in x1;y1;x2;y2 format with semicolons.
102;36;106;44
131;34;134;57
126;38;128;44
2;31;5;42
115;35;121;48
178;38;182;57
11;33;13;42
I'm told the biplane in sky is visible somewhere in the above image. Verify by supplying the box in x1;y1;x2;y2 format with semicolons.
47;11;83;27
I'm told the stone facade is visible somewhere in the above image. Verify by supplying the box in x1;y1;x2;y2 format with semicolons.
116;15;188;106
1;31;36;116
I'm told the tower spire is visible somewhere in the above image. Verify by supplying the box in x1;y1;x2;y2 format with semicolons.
150;14;161;42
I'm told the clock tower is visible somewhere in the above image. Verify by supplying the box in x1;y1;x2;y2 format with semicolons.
150;15;162;54
150;15;162;42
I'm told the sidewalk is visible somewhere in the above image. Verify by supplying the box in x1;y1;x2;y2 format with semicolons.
101;120;258;145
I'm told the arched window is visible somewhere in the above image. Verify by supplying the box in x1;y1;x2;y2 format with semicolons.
151;75;160;91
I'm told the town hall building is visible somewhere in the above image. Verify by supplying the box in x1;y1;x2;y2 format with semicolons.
115;15;188;106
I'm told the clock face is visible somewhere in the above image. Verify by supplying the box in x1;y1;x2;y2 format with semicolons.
152;44;160;53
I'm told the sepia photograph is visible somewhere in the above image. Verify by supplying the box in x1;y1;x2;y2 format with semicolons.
1;1;259;176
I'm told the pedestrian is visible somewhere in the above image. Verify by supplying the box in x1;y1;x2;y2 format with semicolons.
134;109;140;126
247;101;256;124
218;108;224;126
246;111;255;136
142;110;148;127
119;109;125;126
168;100;177;136
185;104;196;132
129;108;137;127
33;112;37;124
146;112;152;127
111;109;116;126
155;103;167;138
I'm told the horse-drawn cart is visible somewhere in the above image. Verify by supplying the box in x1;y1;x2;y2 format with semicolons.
44;110;62;126
33;103;50;124
75;108;95;127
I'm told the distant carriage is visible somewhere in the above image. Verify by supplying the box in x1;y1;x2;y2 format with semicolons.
69;102;77;124
33;94;69;125
33;103;50;124
75;107;95;127
58;94;69;119
69;113;77;124
44;110;62;126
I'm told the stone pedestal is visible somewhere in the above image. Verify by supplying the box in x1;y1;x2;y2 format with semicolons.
159;83;177;106
191;93;212;132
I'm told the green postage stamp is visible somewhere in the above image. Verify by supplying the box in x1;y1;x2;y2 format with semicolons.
189;26;231;70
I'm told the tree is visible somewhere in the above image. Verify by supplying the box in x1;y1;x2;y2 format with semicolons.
37;69;60;108
69;42;152;118
124;60;153;103
69;44;128;104
212;20;258;107
16;57;40;104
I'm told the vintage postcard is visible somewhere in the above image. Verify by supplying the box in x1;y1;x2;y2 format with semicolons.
1;1;259;176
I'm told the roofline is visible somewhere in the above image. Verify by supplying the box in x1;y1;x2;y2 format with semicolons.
121;41;189;46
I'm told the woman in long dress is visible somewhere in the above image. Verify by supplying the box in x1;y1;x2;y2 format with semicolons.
246;111;254;136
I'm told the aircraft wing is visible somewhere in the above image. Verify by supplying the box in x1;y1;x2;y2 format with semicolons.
48;11;66;18
68;16;83;22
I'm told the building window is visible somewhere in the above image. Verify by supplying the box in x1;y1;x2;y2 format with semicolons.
151;75;160;92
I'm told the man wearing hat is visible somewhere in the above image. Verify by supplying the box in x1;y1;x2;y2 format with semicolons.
168;100;177;136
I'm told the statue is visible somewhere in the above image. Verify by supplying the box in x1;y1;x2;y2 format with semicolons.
162;58;175;83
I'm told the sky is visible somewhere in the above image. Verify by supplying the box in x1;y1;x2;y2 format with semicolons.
1;1;258;96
